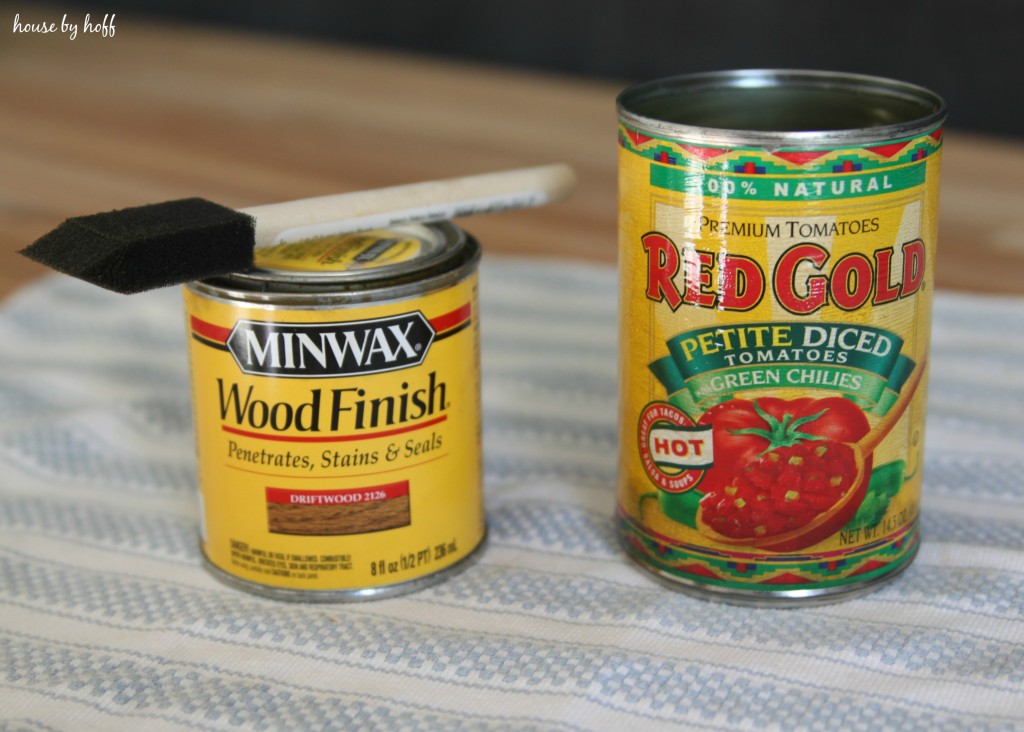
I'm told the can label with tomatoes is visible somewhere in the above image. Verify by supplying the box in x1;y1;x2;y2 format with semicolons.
184;222;485;601
616;71;946;604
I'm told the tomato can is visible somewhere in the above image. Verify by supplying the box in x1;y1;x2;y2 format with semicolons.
184;222;485;600
616;70;946;605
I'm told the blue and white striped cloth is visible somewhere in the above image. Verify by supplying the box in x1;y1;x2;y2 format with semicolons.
2;260;1023;731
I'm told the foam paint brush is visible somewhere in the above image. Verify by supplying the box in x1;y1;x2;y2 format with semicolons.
20;164;576;294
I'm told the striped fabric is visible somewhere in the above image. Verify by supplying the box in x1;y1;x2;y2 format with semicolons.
1;260;1022;731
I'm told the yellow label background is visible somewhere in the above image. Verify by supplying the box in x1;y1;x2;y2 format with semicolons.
618;143;941;562
184;276;483;592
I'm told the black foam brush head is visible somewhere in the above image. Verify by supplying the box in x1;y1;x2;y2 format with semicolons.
20;198;256;294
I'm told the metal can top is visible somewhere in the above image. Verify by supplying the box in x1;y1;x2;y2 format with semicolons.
190;221;480;305
617;69;947;146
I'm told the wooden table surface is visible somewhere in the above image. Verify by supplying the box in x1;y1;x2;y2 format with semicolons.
3;9;1024;300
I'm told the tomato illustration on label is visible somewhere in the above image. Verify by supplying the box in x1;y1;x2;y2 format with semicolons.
695;397;872;551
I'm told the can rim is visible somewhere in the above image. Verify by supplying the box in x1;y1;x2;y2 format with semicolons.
187;221;480;306
617;69;947;146
238;221;463;286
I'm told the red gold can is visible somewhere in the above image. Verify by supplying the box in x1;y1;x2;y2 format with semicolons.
616;70;946;604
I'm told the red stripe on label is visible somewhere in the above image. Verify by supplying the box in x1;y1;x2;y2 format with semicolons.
429;303;472;334
266;481;409;505
771;150;831;165
191;316;232;344
865;141;911;158
222;413;447;442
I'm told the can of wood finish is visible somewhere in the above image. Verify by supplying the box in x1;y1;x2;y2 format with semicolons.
184;221;484;600
616;70;946;605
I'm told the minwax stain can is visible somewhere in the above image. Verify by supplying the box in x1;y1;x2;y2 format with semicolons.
616;70;946;605
184;222;484;600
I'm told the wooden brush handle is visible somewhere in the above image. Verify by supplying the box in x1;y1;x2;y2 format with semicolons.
242;164;576;248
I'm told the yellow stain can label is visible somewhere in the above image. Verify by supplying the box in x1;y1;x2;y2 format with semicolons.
184;224;484;599
616;71;946;603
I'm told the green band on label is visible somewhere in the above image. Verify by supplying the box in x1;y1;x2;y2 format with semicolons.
650;163;927;201
652;322;916;415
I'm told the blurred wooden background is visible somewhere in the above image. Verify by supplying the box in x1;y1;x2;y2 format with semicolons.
3;3;1024;299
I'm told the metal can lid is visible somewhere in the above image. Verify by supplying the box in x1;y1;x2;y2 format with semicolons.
618;69;947;146
191;221;479;304
246;223;457;283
